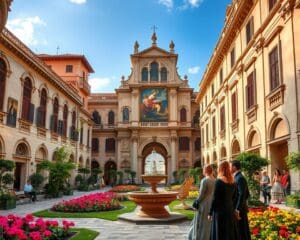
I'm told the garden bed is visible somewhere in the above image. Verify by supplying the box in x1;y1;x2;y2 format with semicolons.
109;185;143;193
33;201;136;221
52;192;120;212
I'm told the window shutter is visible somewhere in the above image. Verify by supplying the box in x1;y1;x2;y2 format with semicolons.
58;120;64;135
253;70;257;105
36;107;41;127
50;115;54;131
29;103;35;123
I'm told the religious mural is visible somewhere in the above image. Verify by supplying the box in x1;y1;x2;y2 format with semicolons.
140;88;168;122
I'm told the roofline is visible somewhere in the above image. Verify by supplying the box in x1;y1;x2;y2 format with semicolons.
38;54;95;73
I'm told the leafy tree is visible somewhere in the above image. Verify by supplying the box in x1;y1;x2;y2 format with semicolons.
178;169;187;184
29;172;44;191
109;169;117;186
0;159;15;192
285;152;300;170
129;170;136;184
189;167;201;185
236;152;268;205
38;147;75;197
172;170;179;184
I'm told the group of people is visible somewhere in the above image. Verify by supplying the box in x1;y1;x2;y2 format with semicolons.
188;160;251;240
260;169;290;205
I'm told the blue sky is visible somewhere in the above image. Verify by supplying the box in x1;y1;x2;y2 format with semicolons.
7;0;231;93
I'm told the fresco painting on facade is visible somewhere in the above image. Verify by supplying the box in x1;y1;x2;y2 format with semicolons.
6;97;17;127
140;88;168;122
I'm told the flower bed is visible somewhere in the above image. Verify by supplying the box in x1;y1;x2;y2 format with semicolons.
52;192;120;212
168;185;199;191
0;214;74;240
109;185;142;193
188;191;199;199
249;206;300;239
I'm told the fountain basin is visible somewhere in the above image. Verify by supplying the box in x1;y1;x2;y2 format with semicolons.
128;191;177;218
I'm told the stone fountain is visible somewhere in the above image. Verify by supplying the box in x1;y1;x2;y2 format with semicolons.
124;150;181;220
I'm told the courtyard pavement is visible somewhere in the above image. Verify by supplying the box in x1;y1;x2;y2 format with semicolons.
0;188;191;240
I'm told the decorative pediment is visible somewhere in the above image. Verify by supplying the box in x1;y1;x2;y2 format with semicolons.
132;46;176;58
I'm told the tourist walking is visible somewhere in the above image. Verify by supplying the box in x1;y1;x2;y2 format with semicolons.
24;180;36;202
260;170;271;204
271;169;284;204
208;161;238;240
188;164;215;240
231;160;251;240
282;169;291;196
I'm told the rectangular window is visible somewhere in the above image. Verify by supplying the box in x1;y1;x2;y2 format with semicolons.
80;125;83;144
269;0;277;11
201;128;204;147
105;138;115;152
205;96;207;107
212;116;216;138
211;84;215;97
269;46;280;91
231;92;237;121
219;68;223;84
87;129;90;147
92;138;99;152
246;17;254;45
230;48;235;68
179;137;190;151
66;65;73;73
194;138;201;151
246;71;256;110
220;105;225;131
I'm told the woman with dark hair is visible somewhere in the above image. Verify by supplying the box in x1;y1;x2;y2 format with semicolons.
208;161;238;240
188;164;215;240
271;169;284;204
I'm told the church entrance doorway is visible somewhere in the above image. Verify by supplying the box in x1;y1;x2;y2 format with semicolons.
142;142;167;182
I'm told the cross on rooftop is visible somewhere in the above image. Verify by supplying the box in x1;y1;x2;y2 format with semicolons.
151;25;158;33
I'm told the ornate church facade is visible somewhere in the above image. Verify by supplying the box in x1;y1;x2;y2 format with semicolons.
88;34;201;184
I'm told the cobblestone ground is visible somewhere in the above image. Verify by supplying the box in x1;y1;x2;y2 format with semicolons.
0;188;191;240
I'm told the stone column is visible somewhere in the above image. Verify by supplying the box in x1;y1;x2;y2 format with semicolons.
170;133;177;182
131;131;138;182
169;88;177;127
131;89;139;127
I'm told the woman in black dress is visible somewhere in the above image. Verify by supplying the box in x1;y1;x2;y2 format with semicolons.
208;161;238;240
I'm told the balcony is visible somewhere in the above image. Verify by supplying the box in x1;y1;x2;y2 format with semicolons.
79;77;91;94
267;85;285;111
140;122;169;127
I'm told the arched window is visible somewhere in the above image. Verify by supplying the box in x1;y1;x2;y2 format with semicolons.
150;62;159;81
141;67;148;82
38;88;47;128
70;110;77;141
122;107;129;122
63;104;68;136
51;98;59;133
92;110;101;125
21;77;33;121
160;67;167;82
108;111;114;125
180;108;187;122
0;59;7;111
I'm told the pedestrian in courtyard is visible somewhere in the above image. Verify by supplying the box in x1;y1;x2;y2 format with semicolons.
208;161;238;240
24;180;36;202
188;164;215;240
231;160;251;240
260;170;271;204
281;169;291;196
271;169;284;204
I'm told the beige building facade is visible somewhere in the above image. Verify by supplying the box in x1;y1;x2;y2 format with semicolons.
0;28;93;190
196;0;300;191
88;34;201;184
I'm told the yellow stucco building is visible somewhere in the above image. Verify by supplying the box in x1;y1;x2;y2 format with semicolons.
196;0;300;191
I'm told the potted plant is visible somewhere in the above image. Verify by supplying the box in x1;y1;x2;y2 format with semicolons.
0;159;16;210
285;191;300;209
39;147;75;198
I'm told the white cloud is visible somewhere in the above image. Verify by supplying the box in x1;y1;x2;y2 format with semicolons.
188;66;200;74
179;0;203;10
89;77;115;93
7;16;46;46
158;0;173;10
69;0;87;4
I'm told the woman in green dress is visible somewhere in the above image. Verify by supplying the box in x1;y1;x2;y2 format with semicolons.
188;164;215;240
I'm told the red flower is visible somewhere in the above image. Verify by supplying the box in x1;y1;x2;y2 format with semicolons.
252;228;260;236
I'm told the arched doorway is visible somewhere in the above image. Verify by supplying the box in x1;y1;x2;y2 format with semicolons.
91;160;100;169
14;141;31;190
220;146;227;160
193;160;201;168
142;142;168;182
268;117;289;173
104;160;117;185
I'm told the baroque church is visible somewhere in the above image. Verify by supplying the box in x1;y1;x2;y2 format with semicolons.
88;33;201;184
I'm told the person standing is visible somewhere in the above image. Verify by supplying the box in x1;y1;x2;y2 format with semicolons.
208;161;238;240
271;169;284;204
260;170;271;204
281;169;291;196
24;180;36;202
231;160;251;240
188;164;215;240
